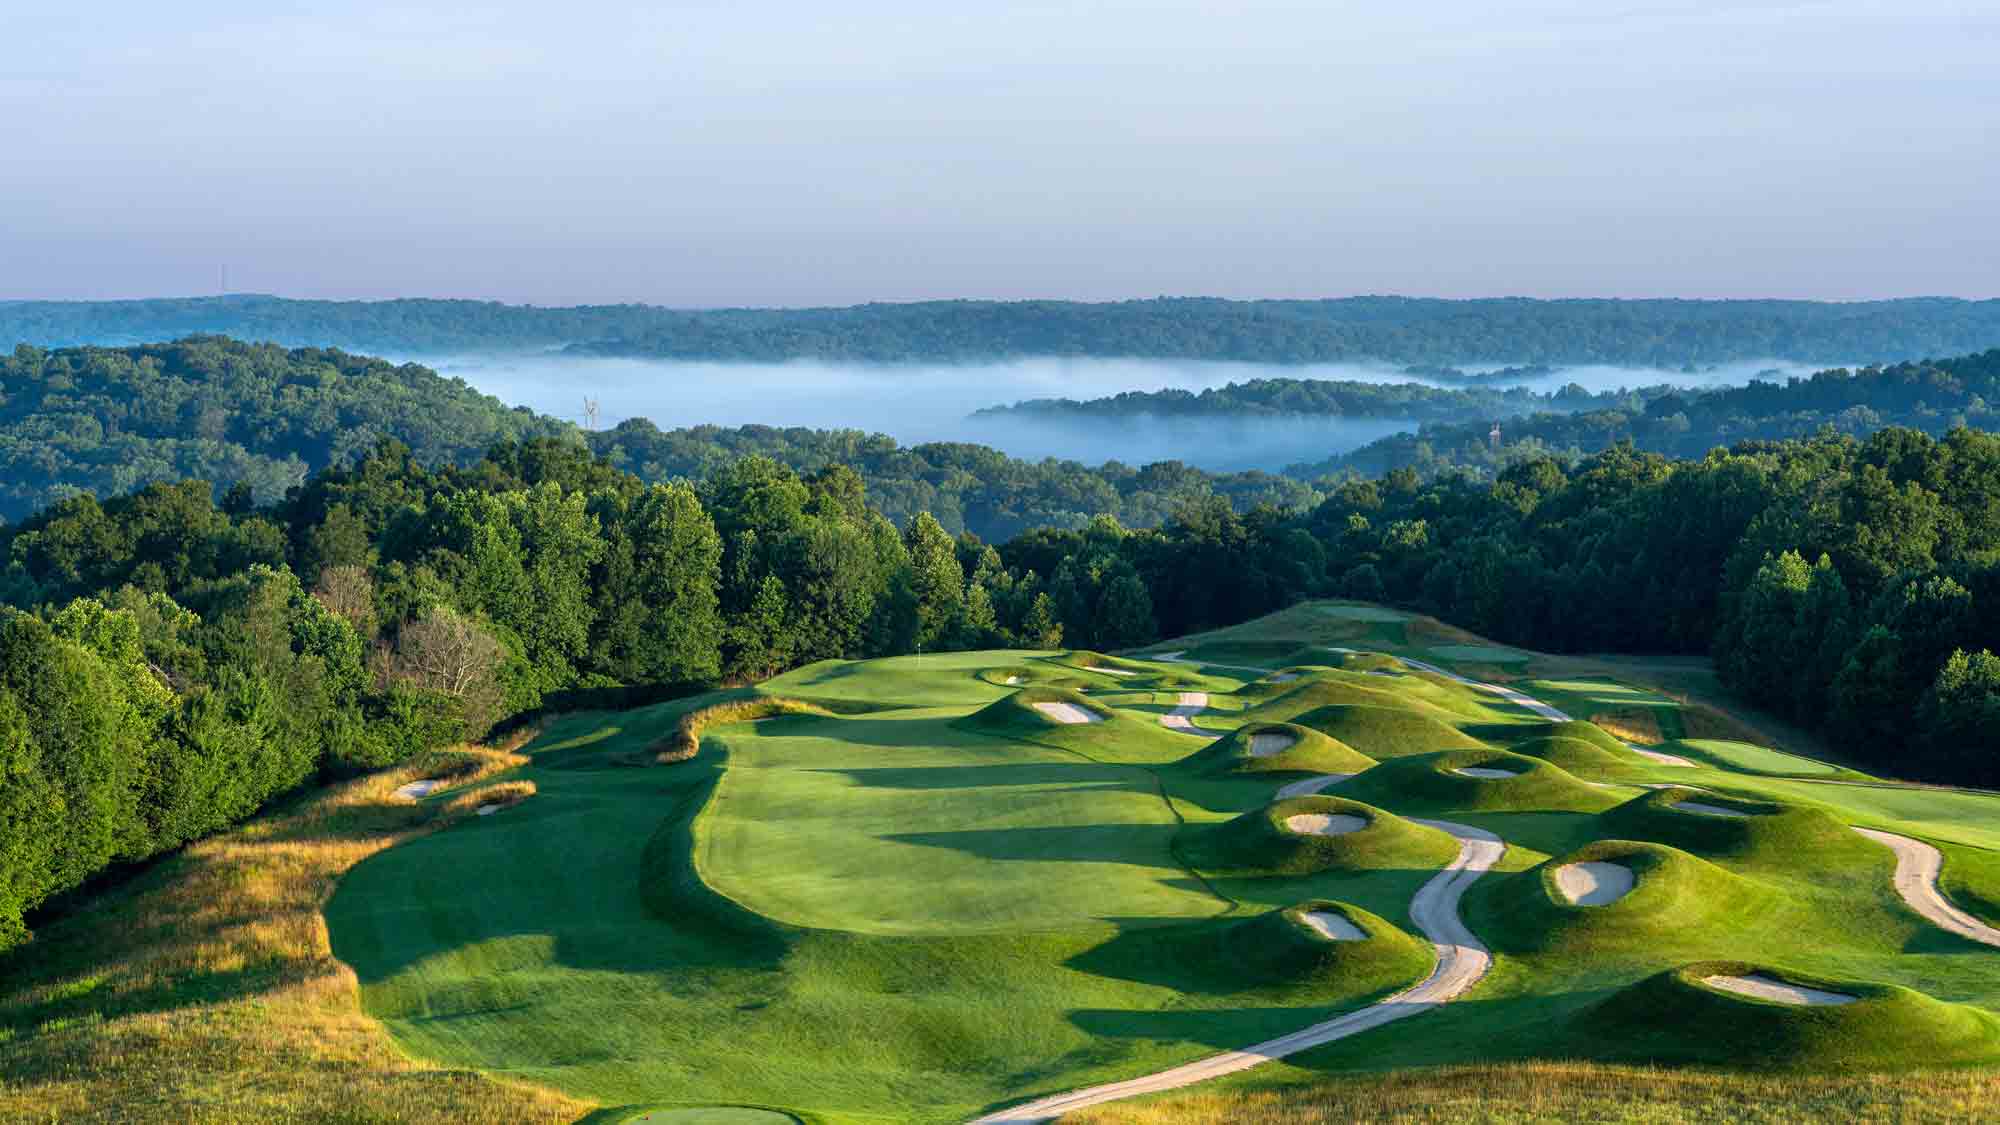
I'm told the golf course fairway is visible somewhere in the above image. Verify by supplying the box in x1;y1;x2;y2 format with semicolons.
323;603;2000;1123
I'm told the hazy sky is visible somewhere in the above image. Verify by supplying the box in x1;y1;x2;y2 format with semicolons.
4;2;1995;305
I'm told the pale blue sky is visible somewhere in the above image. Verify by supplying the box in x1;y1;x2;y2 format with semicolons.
3;1;1995;304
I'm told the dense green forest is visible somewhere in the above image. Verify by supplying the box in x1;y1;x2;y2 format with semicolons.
5;413;1997;949
8;294;2000;365
1302;349;2000;477
0;339;568;521
975;376;1669;425
584;419;1316;542
0;338;1313;537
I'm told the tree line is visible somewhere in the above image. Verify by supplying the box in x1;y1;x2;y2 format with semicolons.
1303;349;2000;478
7;294;1999;364
0;338;1318;539
4;369;1998;950
1306;427;1999;785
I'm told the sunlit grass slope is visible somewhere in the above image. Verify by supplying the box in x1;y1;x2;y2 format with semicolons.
322;648;1446;1123
324;617;1997;1119
29;602;1992;1124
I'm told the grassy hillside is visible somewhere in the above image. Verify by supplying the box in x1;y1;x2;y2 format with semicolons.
6;600;1998;1122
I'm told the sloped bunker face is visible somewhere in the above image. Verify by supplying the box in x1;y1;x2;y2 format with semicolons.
1249;730;1300;757
1552;860;1636;906
1283;812;1369;837
1702;972;1856;1006
1597;787;1867;869
1297;909;1368;941
1452;765;1522;779
1568;961;2000;1070
1032;701;1103;724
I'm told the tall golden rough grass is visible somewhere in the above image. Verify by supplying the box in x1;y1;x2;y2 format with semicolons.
444;778;537;816
652;696;831;762
1063;1062;2000;1124
0;734;590;1124
1593;708;1667;745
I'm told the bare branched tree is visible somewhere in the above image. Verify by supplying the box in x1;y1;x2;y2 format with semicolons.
387;606;506;735
312;565;377;638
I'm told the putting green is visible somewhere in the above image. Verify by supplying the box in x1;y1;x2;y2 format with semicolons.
698;710;1224;934
323;618;2000;1122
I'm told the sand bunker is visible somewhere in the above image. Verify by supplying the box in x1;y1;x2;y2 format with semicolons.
1553;861;1636;906
477;804;501;816
1285;812;1368;837
1004;676;1022;684
1269;672;1299;682
1673;800;1755;818
1033;701;1103;724
1703;973;1856;1006
1298;910;1367;941
394;779;441;800
1248;731;1300;757
1090;665;1139;677
1452;766;1522;779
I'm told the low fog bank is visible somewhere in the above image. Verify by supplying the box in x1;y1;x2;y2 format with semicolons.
1430;359;1837;394
965;413;1420;473
414;354;1846;473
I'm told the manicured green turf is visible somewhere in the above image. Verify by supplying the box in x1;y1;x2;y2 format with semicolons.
1175;722;1376;779
1480;841;1774;955
1182;796;1459;877
1333;749;1621;815
1502;735;1641;776
1670;738;1846;776
1570;962;2000;1069
1286;704;1491;760
322;608;2000;1121
699;710;1220;934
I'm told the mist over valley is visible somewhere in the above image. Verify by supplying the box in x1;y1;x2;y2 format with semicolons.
417;353;1838;473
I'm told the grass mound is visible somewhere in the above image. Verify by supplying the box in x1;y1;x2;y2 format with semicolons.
1327;651;1404;674
977;665;1042;687
1062;900;1432;1010
1284;703;1489;761
1217;901;1432;987
1335;749;1620;814
1182;795;1458;876
1504;735;1637;775
1598;788;1875;869
1479;840;1770;955
1569;961;2000;1070
1249;676;1496;727
1177;722;1376;778
962;685;1117;732
654;697;834;762
1064;650;1156;676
